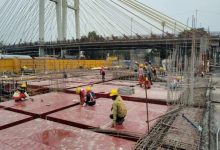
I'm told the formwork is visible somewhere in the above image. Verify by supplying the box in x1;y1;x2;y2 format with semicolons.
0;92;79;118
28;74;114;89
0;109;33;130
47;98;169;137
66;80;181;105
0;119;135;150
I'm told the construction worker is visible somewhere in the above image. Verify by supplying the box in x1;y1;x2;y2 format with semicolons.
144;63;153;85
76;87;86;105
159;66;165;76
100;66;105;82
138;64;145;87
63;71;67;79
134;61;139;72
21;66;27;75
85;86;96;106
143;77;151;89
109;89;127;127
13;84;30;102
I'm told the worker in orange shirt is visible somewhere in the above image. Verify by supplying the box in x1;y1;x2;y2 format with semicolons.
76;87;86;105
138;64;144;87
13;83;30;102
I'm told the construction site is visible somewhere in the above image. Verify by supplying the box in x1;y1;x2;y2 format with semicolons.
0;0;220;150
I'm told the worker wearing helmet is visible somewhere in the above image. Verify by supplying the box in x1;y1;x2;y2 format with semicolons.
13;83;30;102
109;89;127;127
21;66;28;75
85;86;96;106
138;64;144;87
76;87;86;105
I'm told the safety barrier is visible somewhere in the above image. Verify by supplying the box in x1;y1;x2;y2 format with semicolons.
0;58;112;74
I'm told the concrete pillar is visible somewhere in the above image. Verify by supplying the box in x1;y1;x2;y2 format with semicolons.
56;0;63;41
39;47;45;57
62;0;67;40
74;0;80;39
39;0;45;57
39;0;45;42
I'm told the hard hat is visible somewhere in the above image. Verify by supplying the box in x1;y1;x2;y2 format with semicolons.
176;76;181;81
23;66;28;70
109;89;118;97
86;86;91;92
139;64;144;68
21;83;27;88
76;87;81;94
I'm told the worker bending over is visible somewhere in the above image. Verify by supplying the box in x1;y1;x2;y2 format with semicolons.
85;86;96;106
109;89;127;127
13;83;30;102
76;87;86;105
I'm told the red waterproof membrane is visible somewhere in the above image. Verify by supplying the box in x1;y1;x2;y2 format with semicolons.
0;119;135;150
0;92;79;117
66;82;180;105
105;80;139;86
47;98;169;136
0;109;33;130
28;74;113;89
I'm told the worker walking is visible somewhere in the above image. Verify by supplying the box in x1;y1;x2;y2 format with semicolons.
100;67;105;82
85;86;96;106
144;63;153;85
76;87;86;105
109;89;127;127
13;83;30;102
138;64;145;87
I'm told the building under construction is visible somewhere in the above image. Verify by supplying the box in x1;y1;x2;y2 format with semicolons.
0;37;215;149
1;0;220;150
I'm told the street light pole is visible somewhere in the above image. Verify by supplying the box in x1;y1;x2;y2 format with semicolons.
131;18;133;38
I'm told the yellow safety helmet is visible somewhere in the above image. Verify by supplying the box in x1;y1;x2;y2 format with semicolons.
139;64;144;68
21;83;27;88
86;86;91;92
176;76;181;81
23;66;28;70
109;89;118;97
76;87;81;94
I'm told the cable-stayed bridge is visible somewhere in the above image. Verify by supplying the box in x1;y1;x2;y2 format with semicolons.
0;0;219;57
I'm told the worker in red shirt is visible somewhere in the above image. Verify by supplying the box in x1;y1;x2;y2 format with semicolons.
76;87;86;105
138;64;144;87
13;83;30;102
100;66;105;82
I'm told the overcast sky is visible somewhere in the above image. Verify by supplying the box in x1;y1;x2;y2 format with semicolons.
0;0;220;44
139;0;220;31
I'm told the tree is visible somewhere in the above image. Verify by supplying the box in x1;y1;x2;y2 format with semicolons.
88;31;99;40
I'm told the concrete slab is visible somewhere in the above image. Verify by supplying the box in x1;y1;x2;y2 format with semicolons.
28;74;113;88
105;80;138;86
0;119;135;150
0;92;79;118
47;98;169;137
66;82;180;105
0;109;33;130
